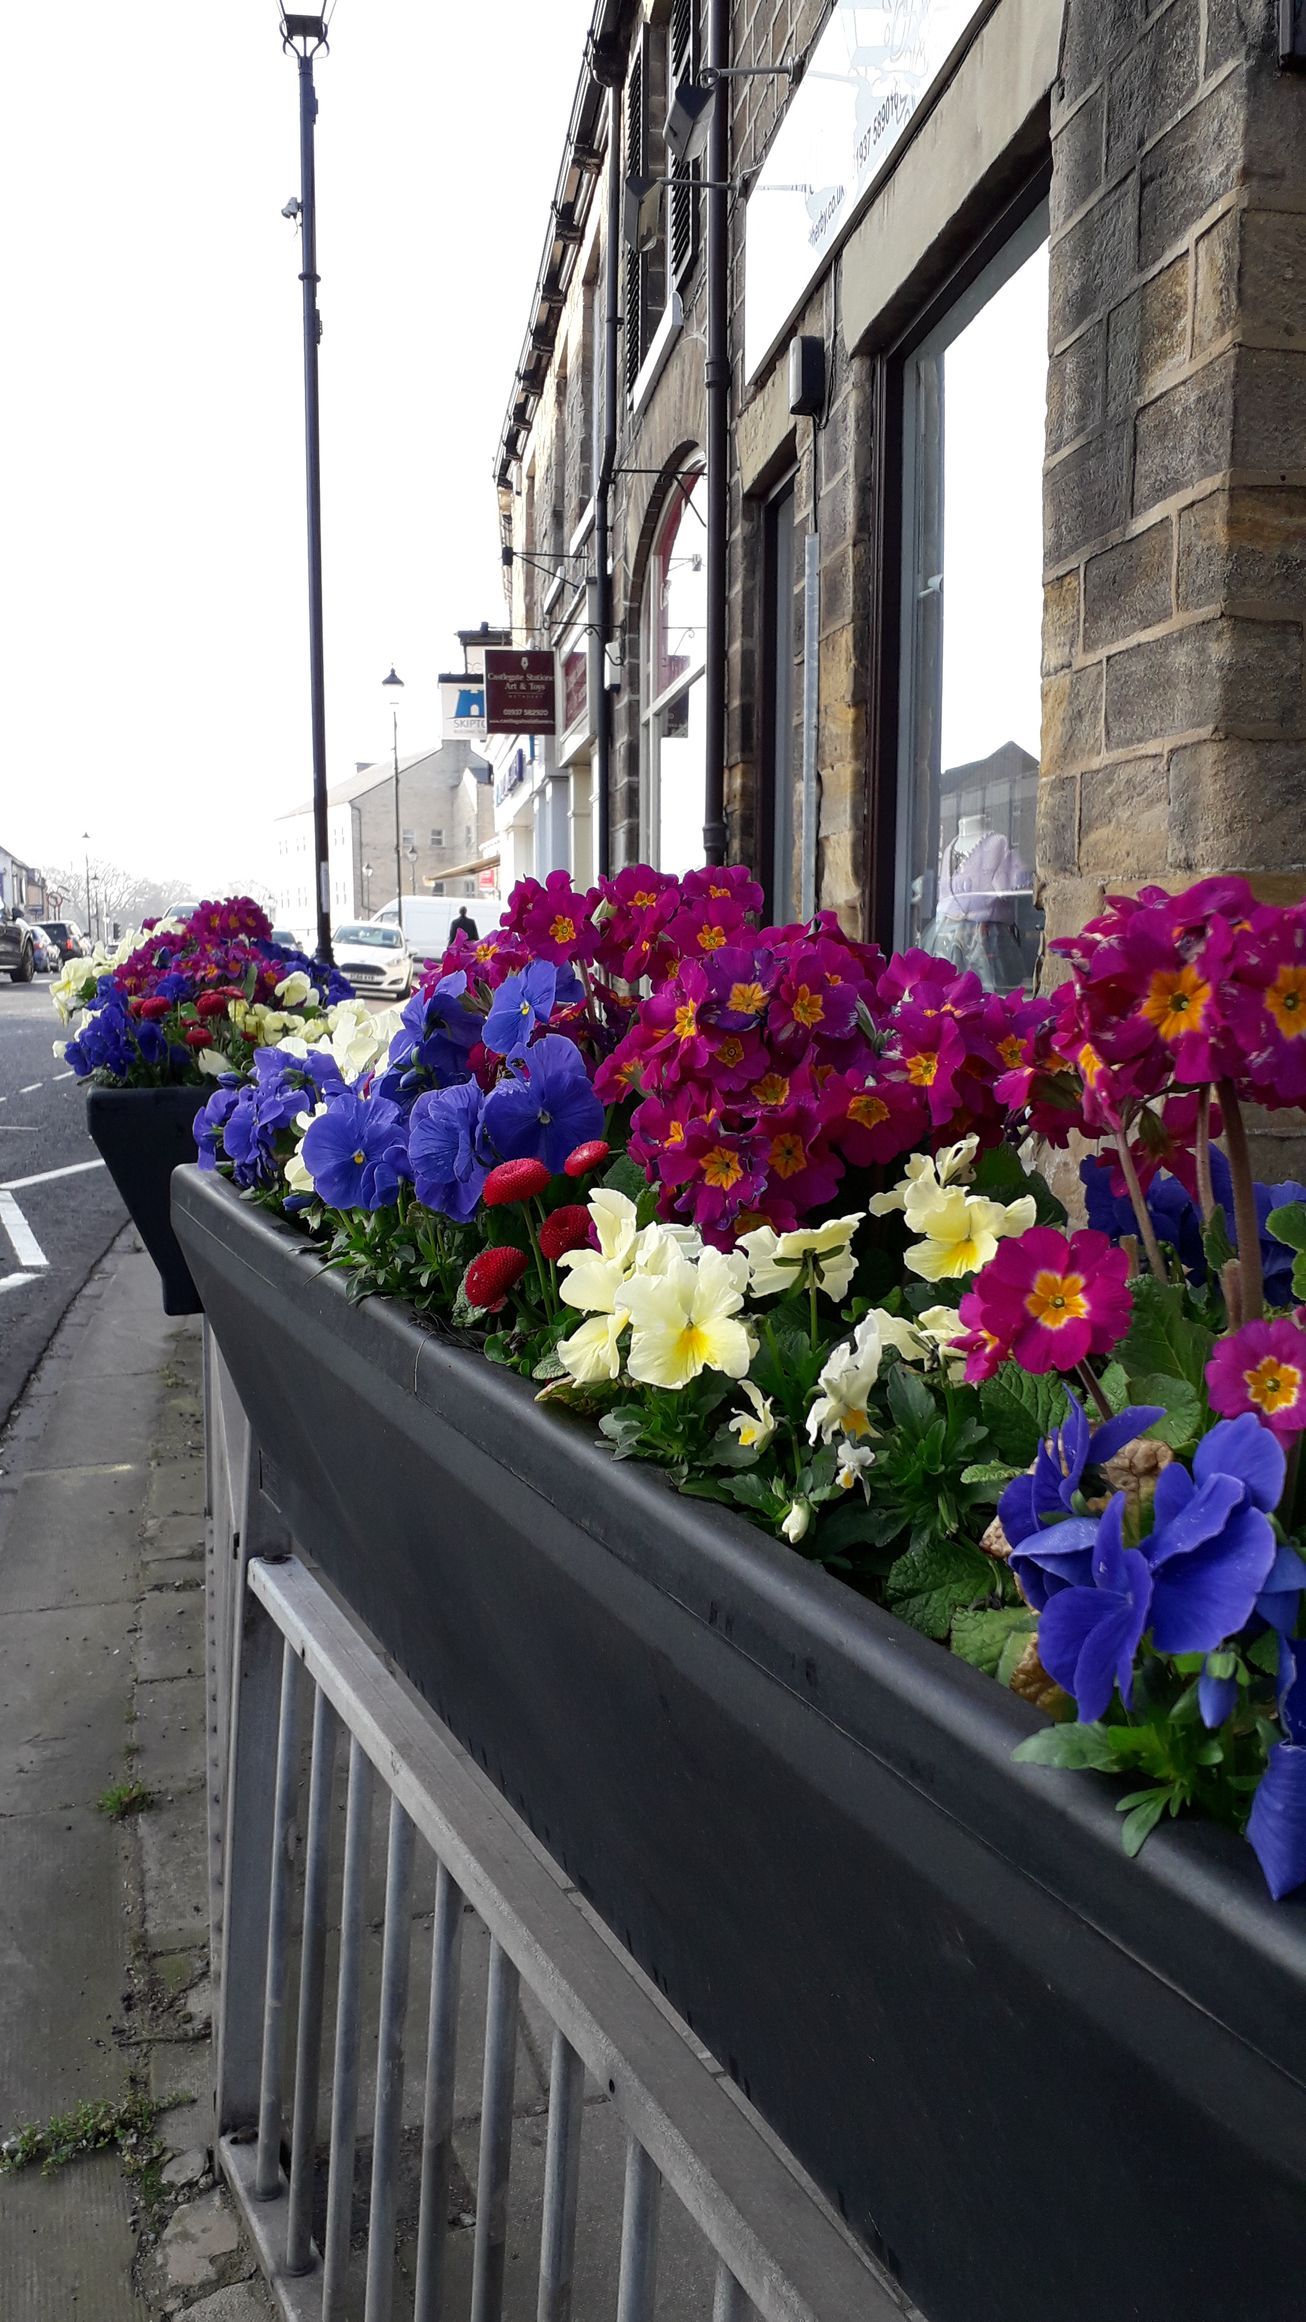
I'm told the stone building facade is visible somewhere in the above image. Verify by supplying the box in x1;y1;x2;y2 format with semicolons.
272;740;493;943
495;0;1306;1013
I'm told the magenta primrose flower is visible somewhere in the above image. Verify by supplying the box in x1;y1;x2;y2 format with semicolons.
1207;1318;1306;1438
967;1225;1132;1375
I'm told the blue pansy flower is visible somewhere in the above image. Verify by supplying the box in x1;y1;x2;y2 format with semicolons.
1036;1419;1282;1720
379;973;480;1103
1247;1638;1306;1899
1081;1154;1306;1303
482;959;582;1060
301;1089;407;1211
479;1032;603;1174
195;1087;240;1171
408;1079;487;1222
1001;1387;1163;1613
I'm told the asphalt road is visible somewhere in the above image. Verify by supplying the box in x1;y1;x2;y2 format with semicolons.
0;974;129;1429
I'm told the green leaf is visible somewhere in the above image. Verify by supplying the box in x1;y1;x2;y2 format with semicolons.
721;1470;778;1515
1202;1204;1237;1277
1118;1277;1213;1396
969;1142;1066;1227
996;1625;1037;1688
884;1534;993;1640
979;1366;1070;1467
1123;1371;1203;1451
810;1497;903;1562
1013;1721;1117;1771
1117;1787;1170;1857
1266;1201;1306;1254
950;1605;1037;1677
1247;1629;1283;1676
885;1360;936;1434
599;1154;649;1205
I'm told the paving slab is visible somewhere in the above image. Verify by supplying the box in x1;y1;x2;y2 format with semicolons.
137;1587;204;1683
0;2149;147;2319
154;2188;252;2299
133;1673;206;1793
180;2283;275;2322
147;1461;206;1522
0;1602;136;1810
19;1370;169;1472
0;1804;132;2117
0;1467;144;1610
140;1792;210;1953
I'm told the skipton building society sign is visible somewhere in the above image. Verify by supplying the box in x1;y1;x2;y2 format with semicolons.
744;0;984;378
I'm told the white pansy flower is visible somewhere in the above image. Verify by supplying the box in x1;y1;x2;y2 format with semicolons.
737;1212;864;1303
325;998;390;1082
195;1048;229;1079
283;1107;326;1197
558;1189;640;1316
728;1381;777;1453
836;1441;877;1494
867;1136;981;1227
624;1246;754;1389
903;1187;1037;1283
557;1310;628;1386
274;970;317;1008
781;1500;812;1544
914;1305;972;1378
807;1314;893;1444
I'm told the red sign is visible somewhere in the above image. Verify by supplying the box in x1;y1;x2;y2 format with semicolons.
484;648;557;735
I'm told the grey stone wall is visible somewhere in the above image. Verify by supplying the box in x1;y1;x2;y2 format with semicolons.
1042;0;1306;957
352;744;489;907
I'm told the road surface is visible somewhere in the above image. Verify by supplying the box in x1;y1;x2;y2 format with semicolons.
0;975;129;1429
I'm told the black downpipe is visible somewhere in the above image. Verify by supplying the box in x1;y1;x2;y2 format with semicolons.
296;49;333;964
702;0;729;866
593;73;622;879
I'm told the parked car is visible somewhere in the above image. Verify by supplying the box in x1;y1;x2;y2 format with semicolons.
29;926;59;974
331;920;413;997
269;927;300;951
40;918;90;962
0;908;37;983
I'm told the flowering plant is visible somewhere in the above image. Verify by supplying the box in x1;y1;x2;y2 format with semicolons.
53;898;354;1087
197;865;1306;1898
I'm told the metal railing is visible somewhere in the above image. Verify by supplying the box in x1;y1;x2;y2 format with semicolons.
205;1334;914;2322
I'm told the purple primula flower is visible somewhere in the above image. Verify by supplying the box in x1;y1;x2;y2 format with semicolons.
479;1032;603;1174
408;1079;487;1223
1001;1387;1163;1614
301;1089;407;1211
1247;1638;1306;1899
1038;1495;1153;1722
483;960;580;1060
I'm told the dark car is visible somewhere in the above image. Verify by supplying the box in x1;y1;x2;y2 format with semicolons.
41;919;90;962
0;908;37;983
29;926;59;973
269;927;299;950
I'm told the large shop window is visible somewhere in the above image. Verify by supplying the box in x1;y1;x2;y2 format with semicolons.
642;468;707;873
897;209;1049;993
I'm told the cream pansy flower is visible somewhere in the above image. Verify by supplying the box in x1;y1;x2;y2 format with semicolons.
867;1136;981;1227
195;1047;229;1079
283;1108;326;1202
274;970;317;1008
325;998;390;1082
728;1381;777;1453
556;1310;628;1385
903;1186;1037;1283
836;1442;877;1494
914;1305;972;1377
624;1246;754;1388
558;1189;640;1314
737;1213;863;1303
781;1500;812;1544
556;1202;707;1386
806;1313;900;1443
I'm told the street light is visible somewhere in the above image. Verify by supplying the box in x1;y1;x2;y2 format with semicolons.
382;665;405;927
280;9;334;965
406;844;418;894
361;859;372;912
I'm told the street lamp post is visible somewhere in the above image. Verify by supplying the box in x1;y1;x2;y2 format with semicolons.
280;11;334;965
406;844;418;894
361;860;372;912
81;831;92;940
382;666;405;927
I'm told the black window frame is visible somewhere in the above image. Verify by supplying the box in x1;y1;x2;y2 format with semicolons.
756;467;800;926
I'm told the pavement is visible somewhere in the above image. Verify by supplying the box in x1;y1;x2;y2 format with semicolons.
0;975;129;1428
0;1227;270;2321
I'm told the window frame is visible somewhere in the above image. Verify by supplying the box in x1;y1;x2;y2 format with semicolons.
756;467;800;925
865;160;1050;954
639;464;708;869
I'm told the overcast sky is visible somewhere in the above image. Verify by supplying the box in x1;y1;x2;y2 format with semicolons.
0;2;593;899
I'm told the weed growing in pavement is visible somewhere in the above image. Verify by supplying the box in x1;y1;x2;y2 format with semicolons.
97;1776;154;1820
1;2088;160;2177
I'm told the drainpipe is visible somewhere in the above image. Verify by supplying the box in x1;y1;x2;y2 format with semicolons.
592;70;622;879
702;0;729;867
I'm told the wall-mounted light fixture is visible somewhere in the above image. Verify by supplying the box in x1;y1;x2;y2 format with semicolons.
665;60;800;170
623;171;733;253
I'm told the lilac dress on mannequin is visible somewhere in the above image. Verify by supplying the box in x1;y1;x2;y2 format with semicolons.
924;826;1030;990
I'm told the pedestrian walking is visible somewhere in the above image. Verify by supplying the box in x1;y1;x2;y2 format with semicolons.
451;904;480;940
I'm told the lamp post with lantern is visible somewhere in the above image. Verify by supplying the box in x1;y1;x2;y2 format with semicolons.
279;9;334;964
382;665;405;928
406;844;418;894
361;860;373;913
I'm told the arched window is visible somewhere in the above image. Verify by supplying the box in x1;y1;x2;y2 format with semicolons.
640;466;707;872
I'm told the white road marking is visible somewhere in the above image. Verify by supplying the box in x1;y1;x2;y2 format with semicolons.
53;1070;74;1081
0;1271;39;1296
17;1082;41;1095
0;1158;106;1192
0;1190;47;1269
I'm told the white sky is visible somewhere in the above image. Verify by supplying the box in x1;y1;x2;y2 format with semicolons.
0;2;593;897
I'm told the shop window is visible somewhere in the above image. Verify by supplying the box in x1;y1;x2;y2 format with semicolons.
623;4;699;398
760;475;798;922
641;467;707;873
896;209;1049;993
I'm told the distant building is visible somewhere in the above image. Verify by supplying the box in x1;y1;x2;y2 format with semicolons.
272;741;495;945
0;844;61;920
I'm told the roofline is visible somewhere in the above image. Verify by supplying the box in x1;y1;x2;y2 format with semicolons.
493;1;634;494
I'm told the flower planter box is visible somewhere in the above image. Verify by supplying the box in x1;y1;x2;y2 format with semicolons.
175;1167;1306;2322
88;1085;207;1315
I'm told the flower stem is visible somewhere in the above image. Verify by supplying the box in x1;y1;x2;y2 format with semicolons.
1078;1361;1115;1424
1283;1436;1303;1531
808;1271;820;1352
1111;1128;1168;1283
1194;1086;1216;1226
1215;1079;1264;1325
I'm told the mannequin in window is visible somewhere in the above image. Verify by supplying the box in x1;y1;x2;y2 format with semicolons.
924;810;1030;991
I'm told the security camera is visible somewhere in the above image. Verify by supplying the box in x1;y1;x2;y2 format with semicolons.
281;196;302;221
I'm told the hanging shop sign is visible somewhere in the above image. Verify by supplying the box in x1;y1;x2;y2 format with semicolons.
484;649;557;736
743;0;985;379
439;677;487;738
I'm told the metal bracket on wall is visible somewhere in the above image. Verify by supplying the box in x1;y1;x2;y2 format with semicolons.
1281;0;1306;64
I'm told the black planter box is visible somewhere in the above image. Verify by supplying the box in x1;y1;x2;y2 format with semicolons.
175;1168;1306;2322
88;1085;207;1314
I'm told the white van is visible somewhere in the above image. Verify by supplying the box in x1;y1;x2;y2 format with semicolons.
372;895;485;964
